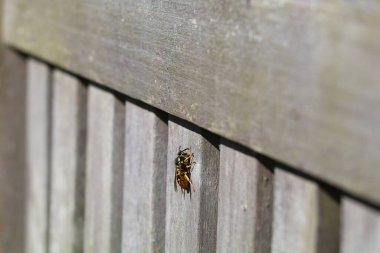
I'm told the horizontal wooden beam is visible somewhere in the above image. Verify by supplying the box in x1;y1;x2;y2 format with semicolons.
4;0;380;204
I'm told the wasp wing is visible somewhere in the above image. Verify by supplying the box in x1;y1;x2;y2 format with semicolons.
174;165;178;192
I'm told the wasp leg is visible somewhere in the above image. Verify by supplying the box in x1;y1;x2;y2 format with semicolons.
184;174;195;192
190;161;196;172
186;163;196;172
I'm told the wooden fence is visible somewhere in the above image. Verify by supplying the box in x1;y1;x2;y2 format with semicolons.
1;1;380;253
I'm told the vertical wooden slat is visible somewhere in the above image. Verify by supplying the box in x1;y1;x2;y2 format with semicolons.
341;198;380;253
110;94;125;253
271;169;339;253
49;70;86;253
0;49;27;253
165;118;219;253
272;169;339;253
122;102;167;253
316;187;340;253
25;59;50;253
84;86;124;253
272;169;317;253
216;143;273;253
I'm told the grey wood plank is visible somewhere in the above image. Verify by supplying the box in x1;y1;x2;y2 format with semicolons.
271;169;339;253
25;59;50;253
217;143;273;253
4;0;380;204
49;70;86;253
316;187;340;253
0;49;27;253
165;118;219;253
341;198;380;253
84;85;124;253
122;102;167;253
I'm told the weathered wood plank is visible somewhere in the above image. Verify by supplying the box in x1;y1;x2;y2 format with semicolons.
165;118;219;253
25;59;50;253
341;198;380;253
84;86;124;253
316;187;340;253
216;142;273;253
122;102;167;253
49;70;86;253
3;0;380;204
271;169;339;253
0;49;27;253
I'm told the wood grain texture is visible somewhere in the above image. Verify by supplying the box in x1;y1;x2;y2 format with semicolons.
3;0;380;204
122;102;167;253
84;86;124;253
0;49;27;253
49;70;86;253
165;118;219;253
217;142;273;253
271;169;339;253
316;187;340;253
25;59;50;253
341;198;380;253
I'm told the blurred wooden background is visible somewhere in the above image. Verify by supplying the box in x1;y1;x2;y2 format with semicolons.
1;1;380;253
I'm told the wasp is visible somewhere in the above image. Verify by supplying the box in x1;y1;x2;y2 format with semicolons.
174;147;196;193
